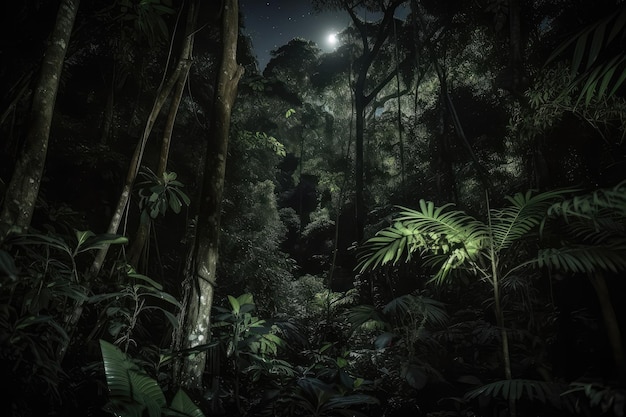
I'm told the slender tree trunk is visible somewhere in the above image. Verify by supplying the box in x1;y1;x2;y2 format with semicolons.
128;1;198;269
0;0;80;239
180;0;244;393
354;81;366;242
487;196;515;417
393;19;405;195
508;0;524;92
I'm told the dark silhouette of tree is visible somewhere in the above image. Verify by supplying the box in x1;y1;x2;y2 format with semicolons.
313;0;410;243
0;0;80;239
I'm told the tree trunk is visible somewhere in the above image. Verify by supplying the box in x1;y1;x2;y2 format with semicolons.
180;0;244;394
345;0;405;242
128;1;198;269
0;0;80;239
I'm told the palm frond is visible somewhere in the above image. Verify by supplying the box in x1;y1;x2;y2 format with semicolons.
465;379;569;409
559;219;625;244
493;189;572;252
547;180;626;221
546;5;626;104
347;305;385;334
413;295;449;328
537;244;626;274
396;201;486;245
357;201;487;277
380;293;447;326
356;221;425;272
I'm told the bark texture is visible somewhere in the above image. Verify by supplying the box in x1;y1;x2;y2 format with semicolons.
180;0;244;393
0;0;80;239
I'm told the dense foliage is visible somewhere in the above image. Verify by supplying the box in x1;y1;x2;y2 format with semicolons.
1;0;625;416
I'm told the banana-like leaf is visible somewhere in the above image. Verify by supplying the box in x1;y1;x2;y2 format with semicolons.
100;339;166;417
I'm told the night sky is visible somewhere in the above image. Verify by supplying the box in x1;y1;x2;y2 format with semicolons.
240;0;352;70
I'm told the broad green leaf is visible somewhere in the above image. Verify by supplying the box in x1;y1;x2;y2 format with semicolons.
227;295;240;314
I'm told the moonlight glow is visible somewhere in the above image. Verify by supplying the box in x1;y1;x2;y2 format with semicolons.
327;33;338;46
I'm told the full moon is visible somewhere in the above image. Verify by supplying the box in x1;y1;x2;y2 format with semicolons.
327;33;338;45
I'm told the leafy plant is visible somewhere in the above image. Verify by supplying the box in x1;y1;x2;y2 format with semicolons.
537;180;626;273
464;378;574;413
536;181;626;373
212;293;287;413
357;189;571;416
117;0;176;46
563;381;626;417
88;265;182;352
281;376;379;417
0;229;128;413
348;294;448;392
136;167;190;222
99;339;204;417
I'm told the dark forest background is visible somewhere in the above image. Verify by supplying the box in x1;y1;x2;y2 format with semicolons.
1;1;626;416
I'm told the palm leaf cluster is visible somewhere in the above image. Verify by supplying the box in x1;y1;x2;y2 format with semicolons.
357;189;570;284
357;199;487;283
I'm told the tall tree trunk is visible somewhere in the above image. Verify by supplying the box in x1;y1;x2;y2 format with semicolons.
128;1;198;269
180;0;244;393
0;0;80;239
345;0;405;242
508;0;524;92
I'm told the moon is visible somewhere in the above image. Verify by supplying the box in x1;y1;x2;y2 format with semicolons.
327;33;338;46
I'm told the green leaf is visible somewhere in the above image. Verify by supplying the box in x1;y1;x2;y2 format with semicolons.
227;295;241;314
403;364;427;389
169;195;182;214
75;230;96;248
76;233;128;253
0;249;18;281
168;390;205;417
99;340;166;416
